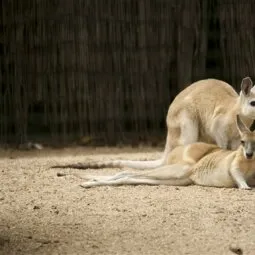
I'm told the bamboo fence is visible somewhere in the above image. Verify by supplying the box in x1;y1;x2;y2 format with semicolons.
0;0;254;146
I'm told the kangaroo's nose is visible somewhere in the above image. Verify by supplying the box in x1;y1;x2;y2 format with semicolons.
246;152;253;159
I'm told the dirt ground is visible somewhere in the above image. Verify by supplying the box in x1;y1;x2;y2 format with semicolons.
1;146;255;255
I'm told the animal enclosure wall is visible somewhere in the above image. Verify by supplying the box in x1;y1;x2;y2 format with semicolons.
0;0;255;146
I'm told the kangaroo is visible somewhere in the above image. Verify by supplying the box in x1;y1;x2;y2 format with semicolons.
52;77;255;171
78;115;255;189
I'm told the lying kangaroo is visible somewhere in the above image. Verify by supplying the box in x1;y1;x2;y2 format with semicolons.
52;77;255;170
78;115;255;189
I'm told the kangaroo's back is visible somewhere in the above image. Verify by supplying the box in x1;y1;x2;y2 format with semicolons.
165;79;242;153
170;79;237;107
167;79;238;130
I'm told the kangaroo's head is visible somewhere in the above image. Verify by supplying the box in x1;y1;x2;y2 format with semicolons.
236;115;255;159
239;77;255;118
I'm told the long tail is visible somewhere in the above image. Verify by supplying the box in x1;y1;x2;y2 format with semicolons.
52;161;117;169
80;164;193;188
51;157;165;170
52;134;171;170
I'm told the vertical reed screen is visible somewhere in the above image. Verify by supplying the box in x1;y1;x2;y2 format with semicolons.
0;0;254;146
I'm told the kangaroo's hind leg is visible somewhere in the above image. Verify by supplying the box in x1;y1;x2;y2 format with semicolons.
178;111;199;146
81;164;193;188
85;171;136;182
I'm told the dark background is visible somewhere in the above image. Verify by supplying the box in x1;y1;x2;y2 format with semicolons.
0;0;254;146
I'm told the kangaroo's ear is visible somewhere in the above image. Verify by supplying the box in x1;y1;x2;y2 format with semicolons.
236;115;250;134
241;76;253;96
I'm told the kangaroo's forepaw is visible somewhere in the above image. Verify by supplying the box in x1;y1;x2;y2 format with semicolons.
239;186;252;190
80;181;98;188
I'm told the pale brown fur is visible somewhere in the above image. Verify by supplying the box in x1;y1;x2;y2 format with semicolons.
163;77;255;165
76;115;255;189
52;77;255;171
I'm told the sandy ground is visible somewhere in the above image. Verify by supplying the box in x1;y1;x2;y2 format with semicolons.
1;146;255;255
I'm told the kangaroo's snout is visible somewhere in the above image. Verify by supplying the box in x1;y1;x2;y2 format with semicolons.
245;152;253;159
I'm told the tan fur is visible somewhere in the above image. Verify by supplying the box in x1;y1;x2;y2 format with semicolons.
164;77;255;157
52;77;255;171
77;115;255;189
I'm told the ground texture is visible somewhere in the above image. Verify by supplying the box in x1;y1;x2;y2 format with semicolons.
1;146;255;255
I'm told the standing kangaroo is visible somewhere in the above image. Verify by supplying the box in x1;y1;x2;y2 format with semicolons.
52;77;255;171
79;115;255;189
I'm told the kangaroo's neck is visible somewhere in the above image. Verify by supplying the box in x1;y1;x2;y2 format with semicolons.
233;146;246;166
231;97;241;114
233;98;254;127
235;146;244;158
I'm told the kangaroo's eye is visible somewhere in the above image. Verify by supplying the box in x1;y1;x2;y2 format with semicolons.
241;140;245;145
250;101;255;106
